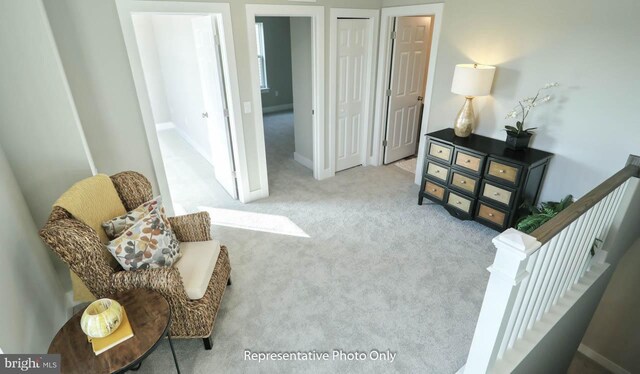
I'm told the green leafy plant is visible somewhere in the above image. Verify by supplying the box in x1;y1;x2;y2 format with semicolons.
516;195;573;234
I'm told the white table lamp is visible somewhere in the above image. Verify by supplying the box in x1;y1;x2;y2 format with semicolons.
451;64;496;137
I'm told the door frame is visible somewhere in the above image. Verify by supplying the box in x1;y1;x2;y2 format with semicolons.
328;8;380;176
371;4;444;184
115;0;249;211
245;4;326;188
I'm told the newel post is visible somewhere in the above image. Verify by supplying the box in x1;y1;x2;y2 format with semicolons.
461;229;541;374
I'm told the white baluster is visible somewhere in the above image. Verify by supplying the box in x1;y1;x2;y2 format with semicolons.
560;207;598;298
553;214;588;303
543;222;577;314
533;231;567;322
525;241;557;330
569;199;607;286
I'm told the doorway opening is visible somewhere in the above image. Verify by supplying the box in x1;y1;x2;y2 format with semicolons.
130;13;238;214
383;15;433;168
372;4;443;183
254;16;314;188
117;1;248;213
245;4;325;200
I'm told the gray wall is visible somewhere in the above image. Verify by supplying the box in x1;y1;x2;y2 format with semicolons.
256;17;293;111
42;0;159;190
0;0;95;227
290;17;314;165
388;0;640;202
149;14;213;163
0;144;67;354
42;0;381;196
0;0;98;292
131;15;171;124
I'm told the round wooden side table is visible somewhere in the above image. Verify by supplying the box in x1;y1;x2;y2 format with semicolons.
48;288;180;374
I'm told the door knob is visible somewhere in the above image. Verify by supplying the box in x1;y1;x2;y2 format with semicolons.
418;96;424;101
202;112;209;118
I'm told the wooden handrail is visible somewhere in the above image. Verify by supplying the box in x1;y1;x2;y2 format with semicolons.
531;164;640;245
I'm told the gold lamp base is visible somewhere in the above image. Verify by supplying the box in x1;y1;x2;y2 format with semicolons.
453;96;475;137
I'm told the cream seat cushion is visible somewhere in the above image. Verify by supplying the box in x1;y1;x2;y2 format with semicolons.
174;240;221;300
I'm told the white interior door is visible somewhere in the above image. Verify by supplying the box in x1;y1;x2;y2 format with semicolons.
192;16;238;199
335;18;370;172
383;16;431;164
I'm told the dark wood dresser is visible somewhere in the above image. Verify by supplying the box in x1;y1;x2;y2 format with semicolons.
419;128;553;231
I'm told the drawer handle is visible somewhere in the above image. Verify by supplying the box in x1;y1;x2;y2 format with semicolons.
461;180;466;184
435;170;440;173
499;169;505;173
432;188;437;192
465;159;471;163
488;213;494;217
437;150;443;154
456;201;462;205
493;192;500;196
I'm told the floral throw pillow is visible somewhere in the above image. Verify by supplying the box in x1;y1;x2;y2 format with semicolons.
106;207;181;270
102;196;163;240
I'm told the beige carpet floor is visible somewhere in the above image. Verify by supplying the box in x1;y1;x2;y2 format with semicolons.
137;111;497;373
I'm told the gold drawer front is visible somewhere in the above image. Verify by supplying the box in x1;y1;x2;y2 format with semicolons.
478;203;507;227
455;151;482;173
487;160;520;184
450;172;477;194
429;142;451;162
427;162;449;182
424;181;446;201
482;183;512;206
447;192;472;213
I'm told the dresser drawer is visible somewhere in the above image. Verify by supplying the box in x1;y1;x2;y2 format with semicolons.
486;158;522;186
447;191;474;215
480;181;515;207
427;139;453;164
454;149;484;174
425;161;449;183
448;171;479;196
424;181;447;202
476;202;509;229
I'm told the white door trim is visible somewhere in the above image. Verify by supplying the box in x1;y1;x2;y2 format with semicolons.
245;4;326;189
115;0;249;210
329;8;380;176
372;3;444;184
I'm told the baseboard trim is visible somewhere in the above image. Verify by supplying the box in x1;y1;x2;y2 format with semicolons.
578;344;630;374
294;152;313;169
171;125;214;166
262;103;293;114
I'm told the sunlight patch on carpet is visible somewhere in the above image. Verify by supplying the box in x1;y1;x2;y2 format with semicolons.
197;207;310;238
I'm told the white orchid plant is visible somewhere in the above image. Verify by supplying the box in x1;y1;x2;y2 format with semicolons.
505;82;559;136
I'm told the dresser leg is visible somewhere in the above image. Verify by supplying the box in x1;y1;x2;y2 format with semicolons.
418;195;424;205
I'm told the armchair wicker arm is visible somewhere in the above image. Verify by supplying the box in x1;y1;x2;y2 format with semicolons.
110;267;189;301
110;171;153;211
40;211;116;297
169;212;212;242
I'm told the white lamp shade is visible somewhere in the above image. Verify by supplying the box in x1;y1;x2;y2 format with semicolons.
451;64;496;97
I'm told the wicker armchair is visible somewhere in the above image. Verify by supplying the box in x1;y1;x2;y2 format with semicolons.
40;171;231;349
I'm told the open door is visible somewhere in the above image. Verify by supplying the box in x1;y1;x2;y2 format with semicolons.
192;16;238;199
383;16;432;164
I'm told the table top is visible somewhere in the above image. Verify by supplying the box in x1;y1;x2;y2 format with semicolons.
49;288;171;374
427;128;553;166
